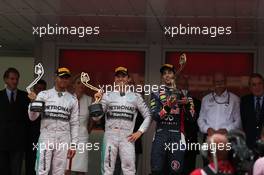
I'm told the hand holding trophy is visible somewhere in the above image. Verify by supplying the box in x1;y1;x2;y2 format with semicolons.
174;53;195;113
81;72;103;117
27;63;45;112
169;53;187;102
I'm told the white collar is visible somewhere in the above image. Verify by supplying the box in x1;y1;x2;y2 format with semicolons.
213;89;228;98
255;95;264;100
6;88;17;94
52;87;67;95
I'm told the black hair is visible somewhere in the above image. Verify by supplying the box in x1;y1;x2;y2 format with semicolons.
161;67;175;75
36;79;47;86
248;73;264;86
3;67;20;80
115;72;129;77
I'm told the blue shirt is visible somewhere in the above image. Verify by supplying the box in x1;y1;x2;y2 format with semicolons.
6;88;17;102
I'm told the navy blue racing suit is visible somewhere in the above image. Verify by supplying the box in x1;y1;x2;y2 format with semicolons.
150;86;196;175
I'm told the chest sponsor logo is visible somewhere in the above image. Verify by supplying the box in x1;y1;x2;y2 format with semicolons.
44;105;71;121
107;111;134;121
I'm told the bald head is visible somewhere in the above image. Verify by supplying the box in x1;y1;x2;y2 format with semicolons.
213;73;227;95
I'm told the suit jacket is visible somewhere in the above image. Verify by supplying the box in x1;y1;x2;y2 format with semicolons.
240;94;264;149
0;89;30;150
184;97;201;155
184;97;201;143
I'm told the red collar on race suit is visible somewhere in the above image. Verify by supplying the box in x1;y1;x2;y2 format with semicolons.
207;160;235;174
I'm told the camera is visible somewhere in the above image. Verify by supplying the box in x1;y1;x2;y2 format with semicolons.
227;130;255;175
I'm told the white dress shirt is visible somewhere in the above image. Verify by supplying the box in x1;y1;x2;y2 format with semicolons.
198;90;241;134
6;88;17;102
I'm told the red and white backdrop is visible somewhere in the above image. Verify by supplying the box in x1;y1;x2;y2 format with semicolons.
59;49;145;95
166;52;253;99
59;50;253;99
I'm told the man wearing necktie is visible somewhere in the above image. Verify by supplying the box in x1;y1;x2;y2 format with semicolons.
0;67;30;175
241;73;264;149
256;96;263;124
10;90;15;104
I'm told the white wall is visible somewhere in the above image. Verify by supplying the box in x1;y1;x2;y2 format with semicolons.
0;56;34;90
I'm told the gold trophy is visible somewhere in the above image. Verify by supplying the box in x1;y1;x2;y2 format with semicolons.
27;63;45;112
172;53;187;90
174;53;195;113
167;53;193;104
81;72;103;117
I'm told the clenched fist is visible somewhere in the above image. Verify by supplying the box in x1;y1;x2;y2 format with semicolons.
28;92;37;101
94;91;103;101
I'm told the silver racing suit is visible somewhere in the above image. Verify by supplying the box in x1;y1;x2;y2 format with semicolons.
95;91;151;175
28;87;79;175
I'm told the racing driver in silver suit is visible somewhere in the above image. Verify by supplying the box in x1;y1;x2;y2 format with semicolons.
28;67;79;175
93;66;152;175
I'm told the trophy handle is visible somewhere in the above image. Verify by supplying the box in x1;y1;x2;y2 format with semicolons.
26;63;45;93
80;72;102;102
176;53;187;75
171;53;187;90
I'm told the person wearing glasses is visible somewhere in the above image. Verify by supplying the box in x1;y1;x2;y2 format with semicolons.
198;72;241;137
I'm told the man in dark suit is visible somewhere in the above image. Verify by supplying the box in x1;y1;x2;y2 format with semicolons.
241;73;264;149
0;67;30;175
